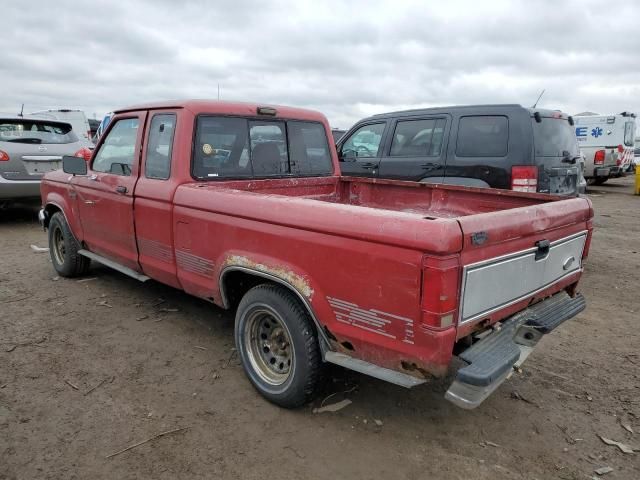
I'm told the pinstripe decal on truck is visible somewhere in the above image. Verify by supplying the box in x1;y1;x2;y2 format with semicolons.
326;296;415;344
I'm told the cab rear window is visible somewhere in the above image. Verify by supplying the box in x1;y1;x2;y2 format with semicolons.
192;116;333;179
0;119;78;144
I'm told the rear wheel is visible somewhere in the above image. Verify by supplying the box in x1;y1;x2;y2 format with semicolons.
235;284;323;408
48;212;90;277
593;177;608;185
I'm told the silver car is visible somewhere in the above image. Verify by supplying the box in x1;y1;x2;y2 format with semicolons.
0;115;89;206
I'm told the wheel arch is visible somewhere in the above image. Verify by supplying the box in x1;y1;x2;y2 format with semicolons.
42;199;82;241
219;266;331;352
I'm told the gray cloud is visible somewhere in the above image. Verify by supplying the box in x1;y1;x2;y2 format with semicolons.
1;0;639;128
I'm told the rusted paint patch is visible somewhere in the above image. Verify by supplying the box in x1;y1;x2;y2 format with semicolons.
225;255;314;299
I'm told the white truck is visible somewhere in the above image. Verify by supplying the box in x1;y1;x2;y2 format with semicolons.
574;112;636;185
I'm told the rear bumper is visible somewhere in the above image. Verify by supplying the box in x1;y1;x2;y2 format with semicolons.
0;175;41;200
591;167;611;178
445;292;586;409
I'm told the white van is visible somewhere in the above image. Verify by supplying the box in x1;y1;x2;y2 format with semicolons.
574;112;636;184
30;109;93;146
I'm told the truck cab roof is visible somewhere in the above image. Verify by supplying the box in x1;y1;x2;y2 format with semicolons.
113;100;327;123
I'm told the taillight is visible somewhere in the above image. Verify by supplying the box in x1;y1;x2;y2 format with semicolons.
617;144;624;153
421;255;461;330
74;147;92;161
594;150;605;165
0;150;9;162
511;165;538;192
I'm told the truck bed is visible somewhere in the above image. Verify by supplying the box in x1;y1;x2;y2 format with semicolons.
177;175;591;256
200;175;560;218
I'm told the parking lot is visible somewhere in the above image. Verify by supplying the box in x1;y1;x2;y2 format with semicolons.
1;177;638;480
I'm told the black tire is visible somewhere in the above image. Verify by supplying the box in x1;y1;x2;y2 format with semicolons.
48;212;90;277
593;177;608;185
235;284;323;408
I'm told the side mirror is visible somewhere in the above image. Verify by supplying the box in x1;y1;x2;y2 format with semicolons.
341;148;357;162
63;155;88;175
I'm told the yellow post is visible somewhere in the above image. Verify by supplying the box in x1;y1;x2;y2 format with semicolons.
636;165;640;195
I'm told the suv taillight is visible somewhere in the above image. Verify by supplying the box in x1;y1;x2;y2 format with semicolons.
511;165;538;192
74;147;92;161
421;255;461;330
0;150;9;161
594;149;606;165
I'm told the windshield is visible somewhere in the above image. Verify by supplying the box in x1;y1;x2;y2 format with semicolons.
532;117;579;157
0;119;78;144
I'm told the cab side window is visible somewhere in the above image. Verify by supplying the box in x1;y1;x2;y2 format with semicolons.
145;114;176;180
92;118;140;176
340;123;385;159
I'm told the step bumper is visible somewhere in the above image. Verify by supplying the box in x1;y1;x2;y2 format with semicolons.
445;292;586;409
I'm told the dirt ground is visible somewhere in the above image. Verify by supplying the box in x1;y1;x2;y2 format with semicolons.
1;177;639;480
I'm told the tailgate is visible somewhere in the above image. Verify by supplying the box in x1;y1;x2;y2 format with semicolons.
456;196;592;328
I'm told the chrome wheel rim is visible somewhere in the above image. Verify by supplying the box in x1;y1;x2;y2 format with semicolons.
244;306;293;386
52;226;66;265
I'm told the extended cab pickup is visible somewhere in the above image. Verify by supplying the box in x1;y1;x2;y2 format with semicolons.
40;100;593;409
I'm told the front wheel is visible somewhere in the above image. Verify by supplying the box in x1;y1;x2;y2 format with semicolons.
48;212;90;277
235;284;323;408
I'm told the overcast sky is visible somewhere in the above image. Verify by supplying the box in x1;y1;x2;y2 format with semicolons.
2;0;639;128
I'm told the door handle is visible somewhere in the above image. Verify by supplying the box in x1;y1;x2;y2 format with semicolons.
361;162;377;169
115;186;128;194
421;162;438;171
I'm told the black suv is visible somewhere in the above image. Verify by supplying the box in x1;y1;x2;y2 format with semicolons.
336;104;580;195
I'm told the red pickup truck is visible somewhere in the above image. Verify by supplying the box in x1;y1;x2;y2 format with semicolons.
39;100;593;409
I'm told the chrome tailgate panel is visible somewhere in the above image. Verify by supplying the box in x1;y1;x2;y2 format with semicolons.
460;231;587;324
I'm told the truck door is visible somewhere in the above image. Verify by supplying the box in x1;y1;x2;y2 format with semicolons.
377;116;449;182
72;112;147;271
337;122;387;176
133;111;181;288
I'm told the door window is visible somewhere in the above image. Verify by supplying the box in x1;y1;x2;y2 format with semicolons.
92;118;140;176
456;116;508;157
145;114;176;180
340;123;385;159
390;119;446;157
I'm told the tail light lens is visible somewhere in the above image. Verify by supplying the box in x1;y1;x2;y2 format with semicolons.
0;150;9;162
511;165;538;192
617;144;624;153
421;255;461;330
74;147;92;161
594;150;605;165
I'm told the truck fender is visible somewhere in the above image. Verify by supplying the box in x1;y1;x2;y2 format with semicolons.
43;194;83;242
218;253;331;352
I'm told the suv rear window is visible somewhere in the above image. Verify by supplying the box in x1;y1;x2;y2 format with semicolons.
192;117;333;179
456;116;508;157
0;119;78;144
532;117;579;157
